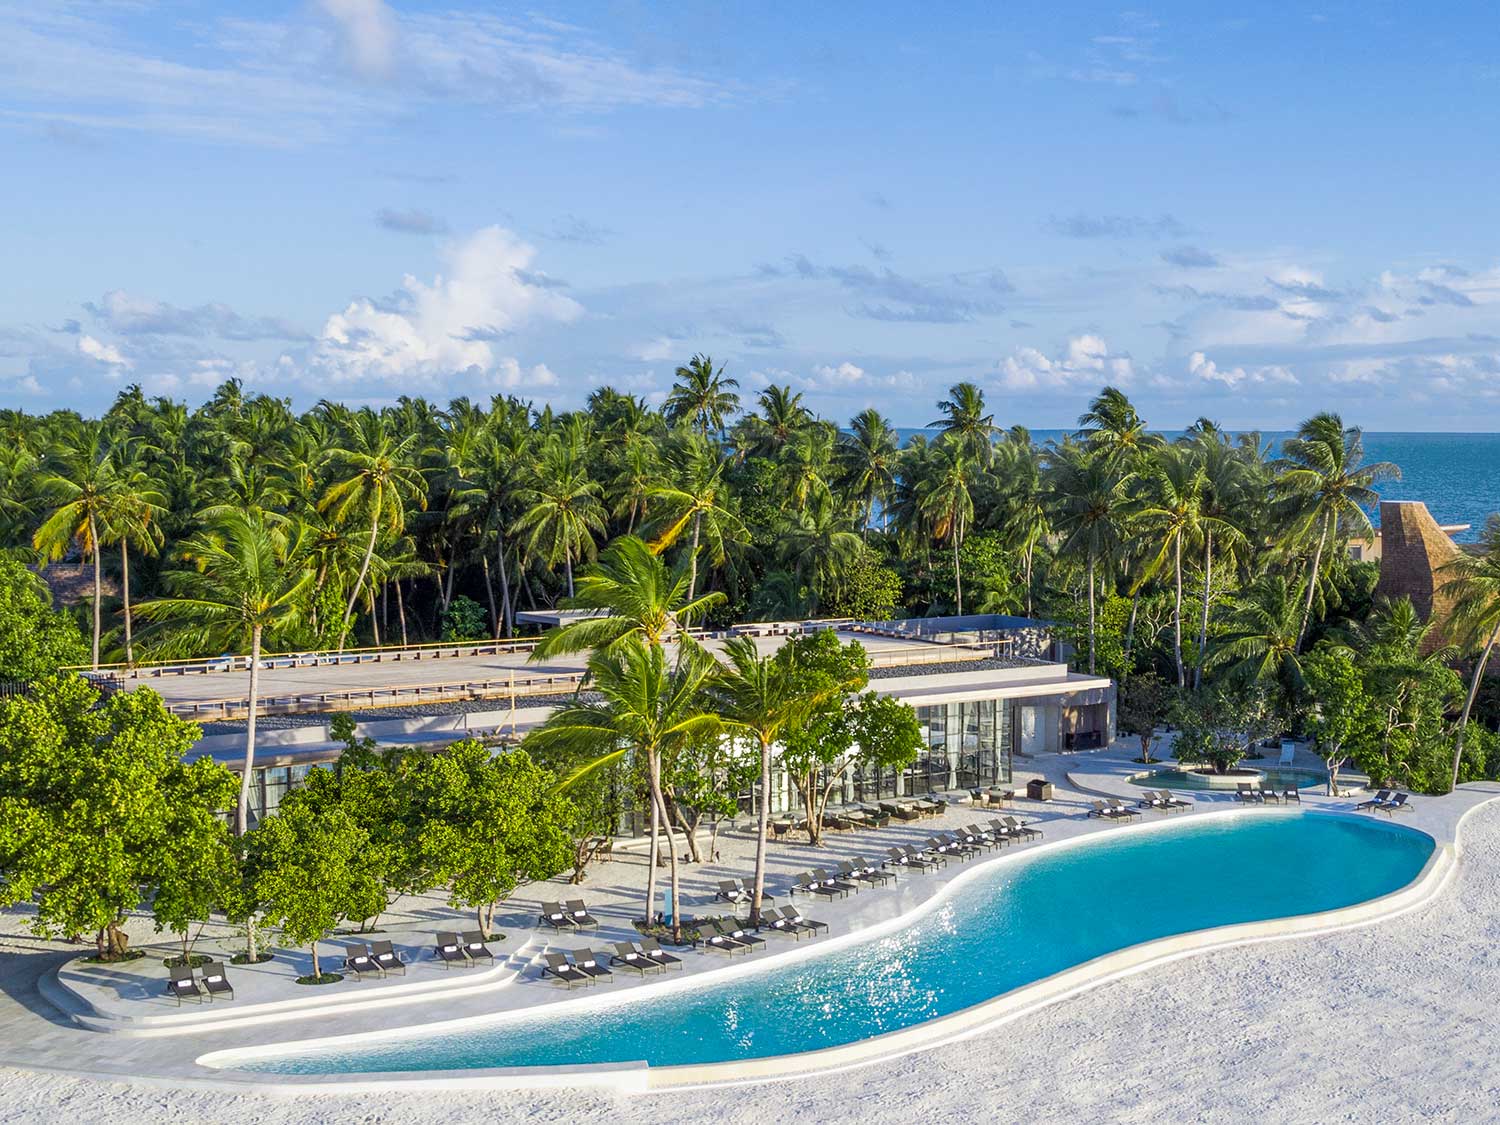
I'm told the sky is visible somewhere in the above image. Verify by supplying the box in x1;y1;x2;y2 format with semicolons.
4;1;1500;430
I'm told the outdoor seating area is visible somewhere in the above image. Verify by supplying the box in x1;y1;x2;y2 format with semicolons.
165;961;235;1006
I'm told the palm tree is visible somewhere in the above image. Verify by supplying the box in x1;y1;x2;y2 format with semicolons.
32;421;121;668
513;436;606;599
996;429;1049;618
319;412;427;650
100;454;167;665
735;385;812;459
647;436;746;601
1278;413;1399;649
1076;386;1160;466
664;354;739;436
1440;515;1500;788
931;381;999;466
839;408;899;535
526;639;720;941
1208;573;1306;691
775;494;863;614
710;636;804;924
915;439;975;614
1131;443;1209;687
1190;425;1251;689
1047;442;1130;673
530;535;725;659
136;513;313;835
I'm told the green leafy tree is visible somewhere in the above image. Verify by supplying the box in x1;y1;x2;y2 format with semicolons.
439;594;488;641
823;546;904;620
0;675;221;960
664;728;757;864
152;761;240;963
664;354;740;436
0;560;88;678
1117;671;1172;762
782;691;922;844
417;741;573;935
246;799;381;982
1440;515;1500;789
1302;645;1376;796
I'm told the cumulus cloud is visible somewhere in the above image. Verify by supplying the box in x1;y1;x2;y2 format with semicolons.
1187;350;1295;388
84;291;308;341
802;361;916;394
298;225;580;386
997;335;1134;390
77;334;130;368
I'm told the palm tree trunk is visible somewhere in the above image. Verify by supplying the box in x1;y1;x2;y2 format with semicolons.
565;545;575;599
395;579;408;647
687;511;702;601
1123;590;1140;666
952;531;963;616
750;732;772;925
1087;553;1097;675
88;513;101;670
480;555;499;638
1450;629;1499;790
1297;512;1330;652
644;798;658;927
368;593;380;647
1024;541;1034;619
647;752;683;943
1195;532;1213;691
121;541;133;665
496;535;513;638
340;517;381;652
1172;536;1184;688
239;625;262;837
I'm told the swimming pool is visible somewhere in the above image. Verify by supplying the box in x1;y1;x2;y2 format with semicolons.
1130;767;1327;791
230;812;1431;1076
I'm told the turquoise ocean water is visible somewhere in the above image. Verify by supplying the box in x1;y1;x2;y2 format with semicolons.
239;812;1430;1074
895;429;1500;543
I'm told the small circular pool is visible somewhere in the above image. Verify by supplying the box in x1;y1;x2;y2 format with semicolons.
1130;767;1327;791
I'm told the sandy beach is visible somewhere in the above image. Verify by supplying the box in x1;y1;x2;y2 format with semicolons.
1;748;1495;1125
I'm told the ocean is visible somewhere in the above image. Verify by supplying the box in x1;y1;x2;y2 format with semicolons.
890;430;1500;543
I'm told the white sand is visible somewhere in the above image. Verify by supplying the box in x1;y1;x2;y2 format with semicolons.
2;791;1496;1124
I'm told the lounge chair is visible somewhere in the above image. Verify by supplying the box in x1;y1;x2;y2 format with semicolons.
1259;785;1281;803
1088;800;1114;819
1379;792;1414;816
1003;815;1042;840
881;801;921;822
370;939;408;975
574;949;614;982
1157;790;1191;810
539;902;577;930
957;825;997;852
343;943;384;980
1355;789;1392;811
200;961;233;1001
434;932;472;968
724;922;767;951
541;952;593;989
611;941;661;975
781;904;829;935
1137;791;1168;811
1281;786;1301;804
736;877;777;907
637;935;683;970
793;871;845;899
811;867;859;895
167;965;203;1006
1235;784;1262;804
698;920;748;955
459;931;493;964
565;899;601;931
716;879;751;904
854;856;897;884
1106;799;1140;820
886;845;933;872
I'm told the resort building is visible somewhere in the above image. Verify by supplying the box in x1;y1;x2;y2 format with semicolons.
125;614;1114;832
1367;500;1471;650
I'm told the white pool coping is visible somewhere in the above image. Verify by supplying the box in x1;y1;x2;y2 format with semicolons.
191;791;1491;1093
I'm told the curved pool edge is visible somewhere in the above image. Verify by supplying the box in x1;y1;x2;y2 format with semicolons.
192;804;1460;1092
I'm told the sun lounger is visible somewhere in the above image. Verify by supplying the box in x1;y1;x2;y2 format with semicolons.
811;867;859;895
637;935;683;970
793;871;846;899
1156;790;1191;810
167;965;203;1005
434;932;472;968
724;922;767;951
1379;792;1414;816
716;879;751;904
343;943;384;980
737;877;777;907
1355;789;1392;810
699;920;748;955
370;939;408;975
1106;799;1140;820
1258;785;1281;803
565;899;601;931
539;902;577;930
199;961;233;1001
1003;815;1042;840
853;856;897;884
541;952;593;988
458;931;493;964
1235;784;1262;804
781;904;829;935
574;949;614;982
886;845;933;872
611;941;662;975
1281;787;1301;804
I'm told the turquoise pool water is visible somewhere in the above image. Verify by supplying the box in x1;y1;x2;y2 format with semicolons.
1130;768;1327;791
236;813;1431;1075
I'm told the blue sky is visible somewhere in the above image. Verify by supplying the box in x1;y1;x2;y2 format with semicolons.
4;1;1500;429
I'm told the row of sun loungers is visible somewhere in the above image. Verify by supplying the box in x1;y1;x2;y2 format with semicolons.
542;938;686;987
343;939;411;979
1090;798;1143;820
1138;789;1192;812
1354;790;1415;815
538;900;601;932
1235;784;1302;804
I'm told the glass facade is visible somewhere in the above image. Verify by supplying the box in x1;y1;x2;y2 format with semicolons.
243;763;318;829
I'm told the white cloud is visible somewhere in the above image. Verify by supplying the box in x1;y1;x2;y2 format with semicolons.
318;0;397;80
299;225;580;387
805;361;916;393
77;334;129;368
812;361;866;384
997;334;1133;390
1187;350;1296;388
